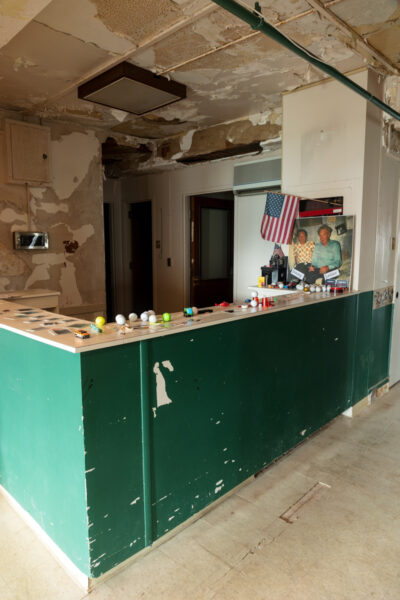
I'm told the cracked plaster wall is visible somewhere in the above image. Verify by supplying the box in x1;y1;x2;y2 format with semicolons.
0;110;106;318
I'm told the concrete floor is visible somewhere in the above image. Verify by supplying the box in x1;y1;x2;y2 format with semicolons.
1;386;400;599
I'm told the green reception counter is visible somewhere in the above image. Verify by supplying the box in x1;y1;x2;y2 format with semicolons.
0;290;393;585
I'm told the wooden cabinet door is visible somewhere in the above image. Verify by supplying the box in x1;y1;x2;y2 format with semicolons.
5;120;51;185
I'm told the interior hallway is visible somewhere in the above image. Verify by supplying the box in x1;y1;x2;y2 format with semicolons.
1;386;400;600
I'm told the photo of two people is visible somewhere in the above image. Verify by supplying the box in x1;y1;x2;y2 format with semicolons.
289;216;354;285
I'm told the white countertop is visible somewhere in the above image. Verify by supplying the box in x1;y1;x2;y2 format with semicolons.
0;291;359;354
0;288;60;300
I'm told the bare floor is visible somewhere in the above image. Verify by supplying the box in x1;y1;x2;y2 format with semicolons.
1;387;400;599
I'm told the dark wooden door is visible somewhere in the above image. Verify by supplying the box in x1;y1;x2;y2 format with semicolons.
191;196;234;308
130;201;153;314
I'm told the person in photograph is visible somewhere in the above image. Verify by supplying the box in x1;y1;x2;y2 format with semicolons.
306;224;341;283
289;229;314;278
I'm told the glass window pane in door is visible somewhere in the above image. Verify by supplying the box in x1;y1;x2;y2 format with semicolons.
200;207;230;280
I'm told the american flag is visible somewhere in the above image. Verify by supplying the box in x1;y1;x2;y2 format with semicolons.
261;192;299;244
272;243;284;258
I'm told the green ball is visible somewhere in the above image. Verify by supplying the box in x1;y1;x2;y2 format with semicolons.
162;312;171;322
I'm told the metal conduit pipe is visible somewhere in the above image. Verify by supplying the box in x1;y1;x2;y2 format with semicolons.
211;0;400;122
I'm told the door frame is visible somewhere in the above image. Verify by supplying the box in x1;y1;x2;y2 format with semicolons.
190;195;234;307
389;175;400;386
103;178;154;317
184;188;235;308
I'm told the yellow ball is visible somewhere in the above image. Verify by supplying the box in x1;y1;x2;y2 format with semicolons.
95;316;106;328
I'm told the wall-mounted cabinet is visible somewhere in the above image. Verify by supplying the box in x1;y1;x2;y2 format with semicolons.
5;119;51;185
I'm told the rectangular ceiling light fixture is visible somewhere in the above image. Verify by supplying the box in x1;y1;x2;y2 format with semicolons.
78;62;187;115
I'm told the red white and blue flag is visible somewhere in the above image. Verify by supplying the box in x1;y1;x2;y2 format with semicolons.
272;243;284;258
260;192;299;244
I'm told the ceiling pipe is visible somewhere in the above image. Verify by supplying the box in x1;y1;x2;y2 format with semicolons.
211;0;400;122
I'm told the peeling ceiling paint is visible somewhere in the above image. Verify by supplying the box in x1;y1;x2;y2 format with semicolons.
0;0;398;146
36;0;134;54
91;0;181;45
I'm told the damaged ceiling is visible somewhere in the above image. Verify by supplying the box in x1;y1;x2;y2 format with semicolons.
0;0;399;168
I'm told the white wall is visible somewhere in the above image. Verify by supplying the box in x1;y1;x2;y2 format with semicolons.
125;151;280;312
234;193;286;301
374;150;400;289
282;70;388;291
283;68;400;294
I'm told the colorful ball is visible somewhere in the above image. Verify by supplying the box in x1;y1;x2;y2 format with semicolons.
95;316;105;328
162;312;171;322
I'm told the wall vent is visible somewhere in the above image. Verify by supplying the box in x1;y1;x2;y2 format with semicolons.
233;156;281;195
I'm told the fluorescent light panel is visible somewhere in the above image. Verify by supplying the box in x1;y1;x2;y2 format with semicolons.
78;62;186;115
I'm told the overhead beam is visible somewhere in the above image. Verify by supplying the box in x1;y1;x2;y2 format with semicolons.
0;0;53;50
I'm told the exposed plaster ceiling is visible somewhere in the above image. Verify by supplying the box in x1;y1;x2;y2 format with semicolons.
0;0;399;150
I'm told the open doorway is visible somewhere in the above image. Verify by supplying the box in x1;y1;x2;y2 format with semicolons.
190;192;234;308
103;179;154;319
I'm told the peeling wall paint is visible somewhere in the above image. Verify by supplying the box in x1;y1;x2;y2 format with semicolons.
0;112;106;317
153;360;174;408
51;130;99;200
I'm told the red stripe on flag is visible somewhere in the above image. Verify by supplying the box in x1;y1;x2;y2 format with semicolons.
281;196;298;243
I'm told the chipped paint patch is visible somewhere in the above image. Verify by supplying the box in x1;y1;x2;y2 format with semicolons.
162;359;174;372
0;241;27;276
0;207;26;223
0;277;11;290
301;429;307;436
130;497;140;505
51;130;99;200
215;481;224;494
153;361;174;407
110;108;128;122
85;467;96;473
13;56;36;71
180;129;195;152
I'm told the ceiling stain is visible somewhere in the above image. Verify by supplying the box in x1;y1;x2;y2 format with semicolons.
153;25;213;69
365;25;400;64
156;114;281;162
0;0;31;19
111;115;196;139
91;0;181;45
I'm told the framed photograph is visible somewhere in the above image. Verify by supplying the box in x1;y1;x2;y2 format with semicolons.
289;215;354;287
